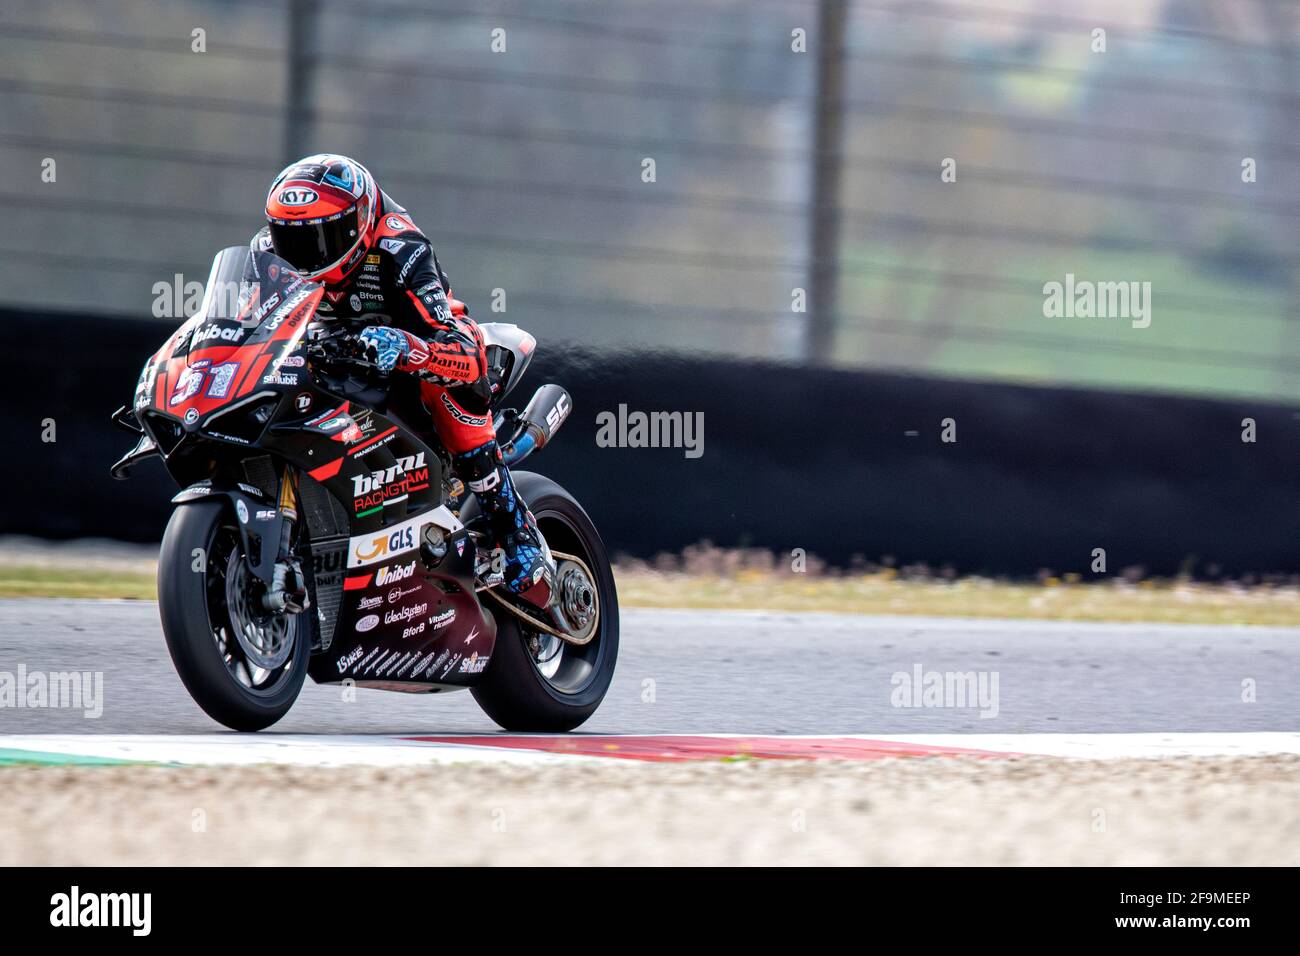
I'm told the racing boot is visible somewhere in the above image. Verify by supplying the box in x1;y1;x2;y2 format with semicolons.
457;440;556;609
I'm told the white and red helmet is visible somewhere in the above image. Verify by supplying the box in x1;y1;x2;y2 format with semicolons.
264;153;378;285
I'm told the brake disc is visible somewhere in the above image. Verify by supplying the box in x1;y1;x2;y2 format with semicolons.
224;550;296;671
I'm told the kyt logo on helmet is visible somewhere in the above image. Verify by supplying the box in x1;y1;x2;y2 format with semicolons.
264;155;378;285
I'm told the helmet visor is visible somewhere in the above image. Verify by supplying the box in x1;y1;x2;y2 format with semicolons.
267;207;360;275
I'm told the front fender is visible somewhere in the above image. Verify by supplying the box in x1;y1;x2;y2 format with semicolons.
171;480;285;585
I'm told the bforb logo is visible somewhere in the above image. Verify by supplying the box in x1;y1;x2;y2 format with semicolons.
50;886;151;936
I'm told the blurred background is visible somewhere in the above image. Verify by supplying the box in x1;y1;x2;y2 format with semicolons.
2;0;1299;574
4;0;1298;399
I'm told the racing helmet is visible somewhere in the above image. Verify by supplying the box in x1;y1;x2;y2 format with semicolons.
264;153;378;285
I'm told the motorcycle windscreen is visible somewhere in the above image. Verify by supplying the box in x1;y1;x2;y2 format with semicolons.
183;247;321;350
160;247;323;415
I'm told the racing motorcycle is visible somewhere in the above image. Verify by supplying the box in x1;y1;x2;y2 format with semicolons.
110;246;618;732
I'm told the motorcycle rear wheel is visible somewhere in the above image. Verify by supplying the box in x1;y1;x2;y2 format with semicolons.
158;500;309;731
468;473;620;732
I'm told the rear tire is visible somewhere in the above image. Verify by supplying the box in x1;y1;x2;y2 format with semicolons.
468;473;620;732
158;500;308;731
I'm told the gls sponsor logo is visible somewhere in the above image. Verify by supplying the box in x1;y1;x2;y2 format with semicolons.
346;509;461;568
50;886;151;936
348;518;420;568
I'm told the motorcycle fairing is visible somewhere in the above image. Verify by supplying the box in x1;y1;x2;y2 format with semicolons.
121;246;501;689
254;382;499;689
170;479;288;584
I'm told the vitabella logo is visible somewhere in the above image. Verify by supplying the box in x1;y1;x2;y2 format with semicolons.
50;886;151;936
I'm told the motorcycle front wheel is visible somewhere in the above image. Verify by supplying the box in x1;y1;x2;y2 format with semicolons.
157;500;309;731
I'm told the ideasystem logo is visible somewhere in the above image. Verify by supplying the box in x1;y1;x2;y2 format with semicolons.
49;886;151;936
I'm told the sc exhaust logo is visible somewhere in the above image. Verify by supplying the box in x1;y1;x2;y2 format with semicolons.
546;392;570;432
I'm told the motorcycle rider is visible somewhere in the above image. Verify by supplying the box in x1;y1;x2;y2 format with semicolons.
253;153;554;609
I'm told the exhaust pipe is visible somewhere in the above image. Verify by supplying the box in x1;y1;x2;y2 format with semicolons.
499;384;571;466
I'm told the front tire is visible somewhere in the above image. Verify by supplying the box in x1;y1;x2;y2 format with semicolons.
158;500;308;731
468;473;620;732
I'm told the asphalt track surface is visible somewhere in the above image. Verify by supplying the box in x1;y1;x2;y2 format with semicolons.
1;599;1297;735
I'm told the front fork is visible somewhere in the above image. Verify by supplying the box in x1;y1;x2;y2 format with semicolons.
263;465;309;615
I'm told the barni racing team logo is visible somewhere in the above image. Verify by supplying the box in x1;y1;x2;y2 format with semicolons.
351;453;429;516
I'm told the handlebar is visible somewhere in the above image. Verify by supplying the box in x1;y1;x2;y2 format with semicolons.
306;332;384;373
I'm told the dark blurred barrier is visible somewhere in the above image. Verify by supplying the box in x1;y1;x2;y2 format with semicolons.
4;307;1296;577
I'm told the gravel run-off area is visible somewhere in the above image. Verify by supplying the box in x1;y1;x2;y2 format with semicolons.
3;755;1298;866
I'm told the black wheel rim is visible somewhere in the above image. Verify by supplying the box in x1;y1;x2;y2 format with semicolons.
203;522;300;698
516;509;608;695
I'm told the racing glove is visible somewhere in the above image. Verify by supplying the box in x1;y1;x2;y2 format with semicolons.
357;326;478;384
